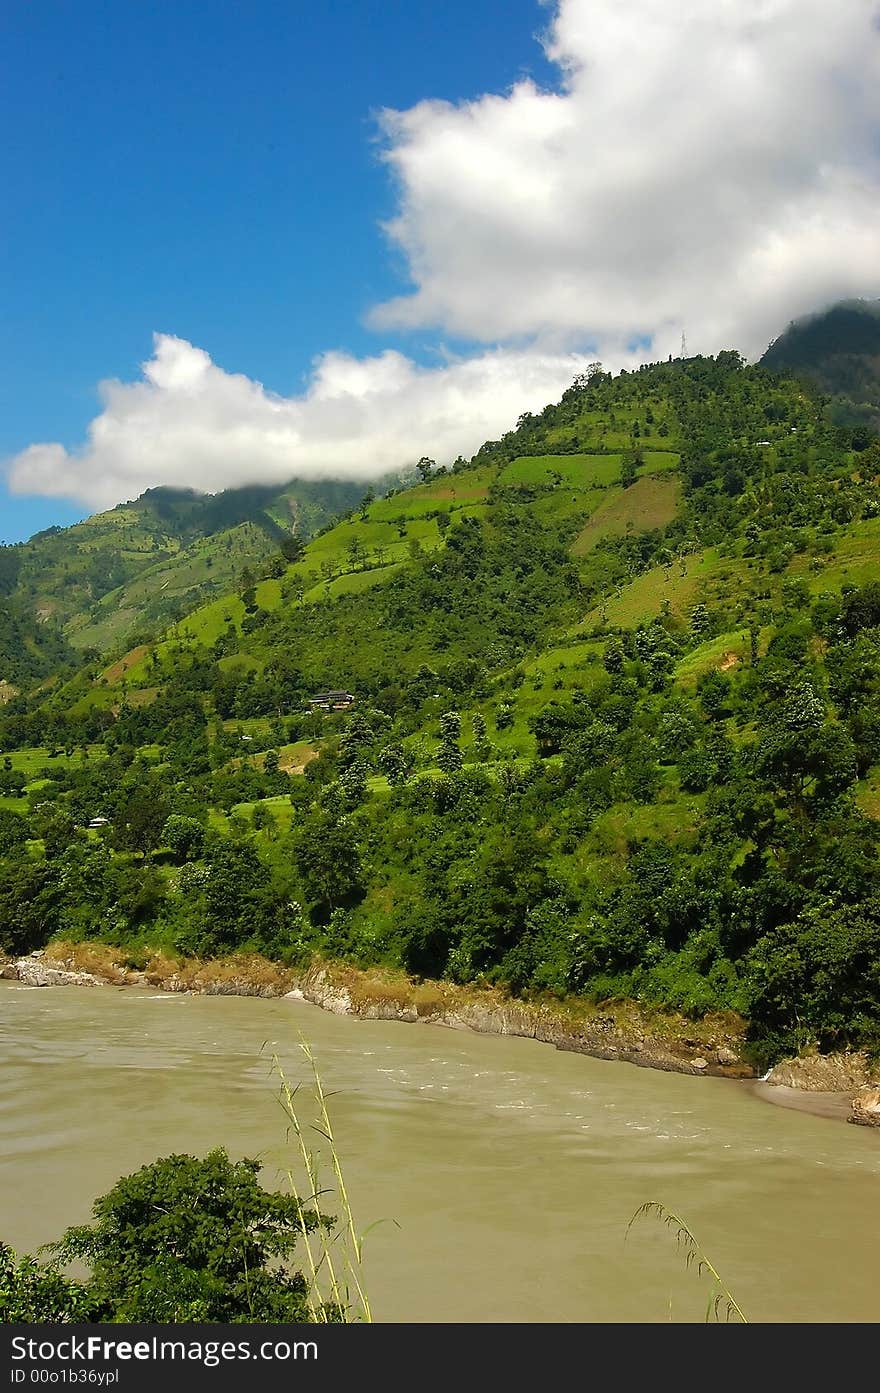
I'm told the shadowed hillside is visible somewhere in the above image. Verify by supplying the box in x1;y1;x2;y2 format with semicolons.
761;299;880;432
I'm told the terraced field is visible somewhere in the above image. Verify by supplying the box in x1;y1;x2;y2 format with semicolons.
572;475;681;554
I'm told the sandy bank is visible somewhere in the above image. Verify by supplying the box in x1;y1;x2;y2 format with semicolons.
750;1081;853;1124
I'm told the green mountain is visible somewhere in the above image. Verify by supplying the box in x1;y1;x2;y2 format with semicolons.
0;476;370;683
761;298;880;431
2;348;880;1067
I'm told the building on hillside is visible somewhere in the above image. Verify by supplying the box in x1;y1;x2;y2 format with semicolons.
87;817;110;829
306;690;355;712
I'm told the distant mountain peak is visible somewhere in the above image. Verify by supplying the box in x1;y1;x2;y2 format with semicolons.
760;298;880;430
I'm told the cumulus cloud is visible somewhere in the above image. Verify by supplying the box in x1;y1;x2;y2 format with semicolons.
8;0;880;509
7;334;588;509
372;0;880;357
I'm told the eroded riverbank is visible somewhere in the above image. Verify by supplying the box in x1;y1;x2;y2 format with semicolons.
4;942;877;1122
3;942;752;1077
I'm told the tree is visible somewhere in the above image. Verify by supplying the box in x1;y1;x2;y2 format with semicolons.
494;701;514;731
603;639;625;674
571;362;605;390
338;759;369;806
689;604;711;640
0;859;62;955
620;450;641;488
745;897;880;1058
2;1150;324;1323
112;784;171;856
417;456;436;482
279;534;305;564
0;807;28;857
530;698;596;755
195;841;283;951
657;706;697;762
251;802;274;834
471;711;491;761
438;710;462;773
346;537;367;572
439;711;461;744
437;740;463;774
758;717;858;812
338;715;374;769
295;814;363;914
162;814;205;863
378;743;409;785
0;1244;93;1322
359;487;375;519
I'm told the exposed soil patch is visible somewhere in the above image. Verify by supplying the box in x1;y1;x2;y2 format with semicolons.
279;743;318;775
125;686;160;707
99;644;150;686
765;1049;875;1091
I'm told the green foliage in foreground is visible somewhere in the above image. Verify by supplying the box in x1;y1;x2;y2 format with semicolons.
0;1150;325;1323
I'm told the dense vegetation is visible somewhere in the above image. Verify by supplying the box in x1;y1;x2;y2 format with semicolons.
2;346;880;1067
0;1150;324;1321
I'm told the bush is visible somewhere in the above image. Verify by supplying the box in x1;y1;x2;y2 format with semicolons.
1;1150;326;1323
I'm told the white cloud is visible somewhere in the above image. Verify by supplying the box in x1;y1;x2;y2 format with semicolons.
7;334;588;509
8;0;880;510
372;0;880;357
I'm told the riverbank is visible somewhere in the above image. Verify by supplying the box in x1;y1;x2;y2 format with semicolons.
751;1081;852;1123
3;942;876;1123
2;942;751;1076
753;1048;880;1128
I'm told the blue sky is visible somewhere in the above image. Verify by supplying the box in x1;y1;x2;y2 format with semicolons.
1;0;554;540
3;1;877;542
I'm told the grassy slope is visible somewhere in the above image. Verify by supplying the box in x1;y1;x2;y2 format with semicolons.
1;478;368;662
64;521;281;652
572;475;681;554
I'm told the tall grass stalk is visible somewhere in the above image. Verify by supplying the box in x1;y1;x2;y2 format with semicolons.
627;1201;749;1324
271;1039;373;1323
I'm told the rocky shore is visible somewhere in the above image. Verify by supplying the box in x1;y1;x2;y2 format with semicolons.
1;945;750;1077
754;1047;879;1127
3;944;876;1123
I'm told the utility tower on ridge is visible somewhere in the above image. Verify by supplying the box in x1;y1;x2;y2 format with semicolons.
680;330;687;359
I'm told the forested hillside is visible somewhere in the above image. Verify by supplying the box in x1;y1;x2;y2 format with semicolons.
0;476;368;681
2;351;879;1066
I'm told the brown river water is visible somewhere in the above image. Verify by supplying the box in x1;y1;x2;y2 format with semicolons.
1;980;878;1323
